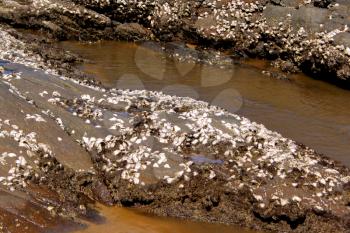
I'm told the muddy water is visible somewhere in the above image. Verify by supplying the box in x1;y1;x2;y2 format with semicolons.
61;40;350;232
76;204;256;233
62;41;350;168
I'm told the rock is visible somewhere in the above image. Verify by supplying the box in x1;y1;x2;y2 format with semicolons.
263;4;296;25
270;0;303;7
345;47;350;56
291;6;329;32
314;0;334;8
0;27;350;232
1;3;350;232
334;32;350;48
115;23;153;41
0;0;350;84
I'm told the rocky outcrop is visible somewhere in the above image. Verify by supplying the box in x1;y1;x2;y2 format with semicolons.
1;1;350;232
0;0;350;86
0;27;350;233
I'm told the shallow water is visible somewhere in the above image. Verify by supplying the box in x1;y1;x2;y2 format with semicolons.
61;40;350;233
75;204;257;233
61;41;350;168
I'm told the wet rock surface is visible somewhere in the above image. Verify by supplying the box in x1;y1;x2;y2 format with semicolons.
0;27;350;233
1;0;350;86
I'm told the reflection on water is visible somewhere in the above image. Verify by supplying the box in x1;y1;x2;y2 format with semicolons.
61;41;350;167
75;204;257;233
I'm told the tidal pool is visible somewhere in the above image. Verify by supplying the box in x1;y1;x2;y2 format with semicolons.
61;41;350;168
75;204;258;233
59;40;350;233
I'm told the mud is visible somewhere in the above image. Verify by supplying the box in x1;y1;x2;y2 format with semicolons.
0;28;350;233
1;0;350;86
76;203;259;233
60;40;350;167
0;1;350;233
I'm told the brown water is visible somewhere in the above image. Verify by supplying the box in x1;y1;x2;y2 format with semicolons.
62;41;350;167
76;204;256;233
61;40;350;233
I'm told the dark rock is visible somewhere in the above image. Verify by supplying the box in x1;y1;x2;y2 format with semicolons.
291;6;329;32
92;181;113;204
334;32;350;47
270;0;303;7
115;23;153;41
314;0;334;8
263;5;296;26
